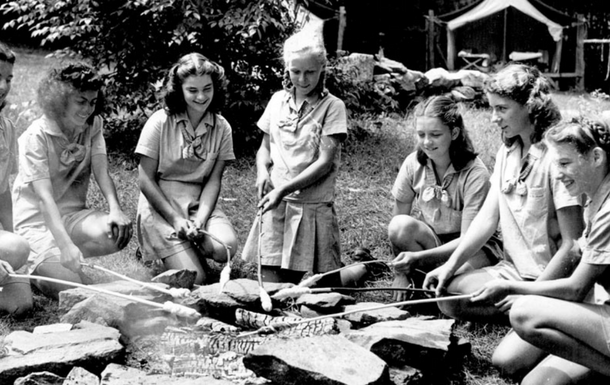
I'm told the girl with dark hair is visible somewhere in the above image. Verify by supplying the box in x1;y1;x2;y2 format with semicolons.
423;63;584;379
389;94;502;301
13;61;132;299
0;43;33;315
472;117;610;384
240;28;348;284
136;53;237;285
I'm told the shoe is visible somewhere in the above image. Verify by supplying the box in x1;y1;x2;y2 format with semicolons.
352;247;374;262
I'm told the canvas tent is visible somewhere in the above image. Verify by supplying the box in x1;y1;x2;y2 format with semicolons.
443;0;585;89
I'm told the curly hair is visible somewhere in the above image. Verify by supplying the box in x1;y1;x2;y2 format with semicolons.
484;63;561;146
163;53;227;116
37;61;104;124
413;94;478;171
545;116;610;159
0;43;15;65
281;28;327;95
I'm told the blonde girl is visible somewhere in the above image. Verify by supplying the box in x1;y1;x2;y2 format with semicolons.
241;29;348;284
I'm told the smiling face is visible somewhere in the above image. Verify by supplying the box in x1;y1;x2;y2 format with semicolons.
182;74;214;119
59;90;98;133
0;60;13;110
548;141;600;197
287;53;323;99
416;116;455;165
487;92;534;143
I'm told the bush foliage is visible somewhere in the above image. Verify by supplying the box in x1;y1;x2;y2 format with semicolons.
1;0;297;157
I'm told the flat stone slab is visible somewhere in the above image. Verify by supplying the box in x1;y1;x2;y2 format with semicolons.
243;334;390;385
100;363;234;384
345;317;456;370
221;279;293;304
64;366;100;385
296;293;356;310
342;302;410;325
151;269;197;289
59;280;170;314
13;371;64;385
0;322;123;383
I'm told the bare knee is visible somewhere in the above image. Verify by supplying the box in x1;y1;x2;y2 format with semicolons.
388;215;420;250
492;344;526;377
510;296;543;340
0;233;30;268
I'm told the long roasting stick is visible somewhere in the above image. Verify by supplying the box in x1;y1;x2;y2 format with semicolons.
80;263;190;299
238;293;473;338
9;273;201;319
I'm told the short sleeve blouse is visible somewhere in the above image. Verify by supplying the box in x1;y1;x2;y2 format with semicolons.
135;110;235;183
0;115;17;194
391;152;491;235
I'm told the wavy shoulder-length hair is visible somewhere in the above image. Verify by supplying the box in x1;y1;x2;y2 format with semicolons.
545;116;610;161
413;94;478;171
37;61;104;125
163;53;227;116
484;63;561;147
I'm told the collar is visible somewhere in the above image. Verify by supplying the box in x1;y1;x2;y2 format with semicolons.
40;115;69;138
282;88;328;112
425;157;458;177
176;111;214;136
587;173;610;223
506;141;546;162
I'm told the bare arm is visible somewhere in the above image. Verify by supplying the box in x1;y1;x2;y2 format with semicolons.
255;134;273;200
32;179;83;272
424;185;501;293
91;154;132;249
138;155;193;239
258;135;339;213
537;205;583;281
193;159;226;230
0;190;13;231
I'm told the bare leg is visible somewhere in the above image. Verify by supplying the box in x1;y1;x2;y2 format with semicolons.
522;355;597;385
163;247;207;285
33;255;83;300
439;269;506;322
70;211;130;257
511;295;610;377
0;231;30;269
492;329;547;378
387;215;436;255
195;221;237;263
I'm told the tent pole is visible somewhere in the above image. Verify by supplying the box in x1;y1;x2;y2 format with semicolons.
575;14;587;91
427;9;435;70
336;5;346;56
502;8;507;62
447;29;455;70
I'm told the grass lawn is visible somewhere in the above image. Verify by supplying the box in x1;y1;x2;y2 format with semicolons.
2;44;608;384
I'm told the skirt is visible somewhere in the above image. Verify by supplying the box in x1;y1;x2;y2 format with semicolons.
241;200;341;273
136;179;231;261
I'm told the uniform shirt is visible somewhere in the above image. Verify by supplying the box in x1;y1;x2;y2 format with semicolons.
493;142;581;279
258;90;347;203
580;173;610;297
392;152;491;235
12;115;106;229
135;110;235;183
0;115;17;194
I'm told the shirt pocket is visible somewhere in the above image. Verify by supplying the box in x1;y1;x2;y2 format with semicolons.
523;186;547;221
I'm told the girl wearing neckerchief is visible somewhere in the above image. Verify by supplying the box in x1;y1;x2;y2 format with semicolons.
240;29;348;285
424;64;584;379
135;53;237;285
13;62;132;299
389;94;502;301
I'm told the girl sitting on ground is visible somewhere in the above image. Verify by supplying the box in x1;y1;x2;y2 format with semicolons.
423;63;584;379
13;61;132;299
136;53;237;285
389;94;502;301
472;117;610;385
0;43;32;315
